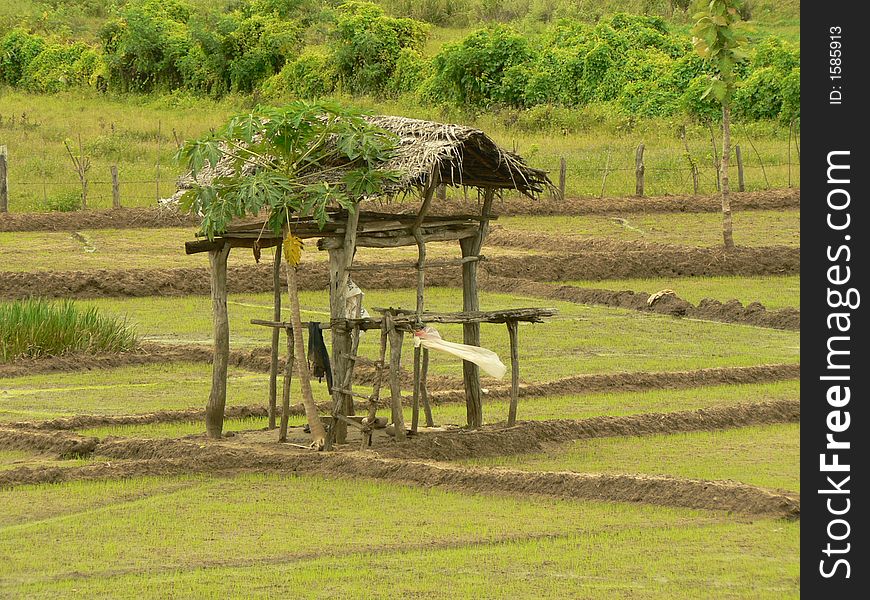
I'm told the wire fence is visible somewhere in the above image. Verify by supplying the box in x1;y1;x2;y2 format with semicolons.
0;140;800;213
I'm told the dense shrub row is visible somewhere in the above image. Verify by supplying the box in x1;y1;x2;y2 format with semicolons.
0;1;799;123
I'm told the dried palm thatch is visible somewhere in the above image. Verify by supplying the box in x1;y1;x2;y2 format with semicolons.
172;115;552;203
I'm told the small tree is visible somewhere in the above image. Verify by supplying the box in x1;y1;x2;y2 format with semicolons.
692;0;748;250
176;101;398;448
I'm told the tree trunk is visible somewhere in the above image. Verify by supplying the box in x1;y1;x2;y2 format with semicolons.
206;244;231;439
721;105;734;250
286;263;326;449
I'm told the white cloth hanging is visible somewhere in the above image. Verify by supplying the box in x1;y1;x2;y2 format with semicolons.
345;278;370;320
413;326;507;379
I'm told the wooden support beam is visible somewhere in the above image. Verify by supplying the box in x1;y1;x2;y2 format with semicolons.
368;324;389;424
460;187;495;429
325;202;362;449
279;328;294;442
421;347;434;427
386;313;406;441
334;413;367;431
506;320;520;427
346;256;481;272
252;307;557;331
319;226;478;250
186;236;281;255
268;241;282;430
205;244;231;439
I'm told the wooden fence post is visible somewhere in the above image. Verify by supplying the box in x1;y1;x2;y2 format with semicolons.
787;120;793;188
735;145;745;192
558;157;567;200
635;143;645;197
269;241;283;430
0;146;8;213
111;165;121;209
506;320;520;427
599;151;611;199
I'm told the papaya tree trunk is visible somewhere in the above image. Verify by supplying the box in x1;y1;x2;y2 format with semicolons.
721;104;734;250
285;263;326;449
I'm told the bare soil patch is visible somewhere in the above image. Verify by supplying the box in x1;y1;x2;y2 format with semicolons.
482;275;800;330
0;402;800;518
0;244;798;300
0;191;800;233
0;208;198;232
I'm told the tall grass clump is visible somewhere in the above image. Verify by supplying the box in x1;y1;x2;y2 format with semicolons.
0;298;138;361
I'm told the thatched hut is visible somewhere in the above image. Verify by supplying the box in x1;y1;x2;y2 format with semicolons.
181;115;557;449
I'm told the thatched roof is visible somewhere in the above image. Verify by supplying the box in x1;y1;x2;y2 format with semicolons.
173;115;552;201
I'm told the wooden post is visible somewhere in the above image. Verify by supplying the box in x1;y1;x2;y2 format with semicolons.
156;119;161;202
268;241;283;429
386;313;406;441
635;144;645;197
206;244;231;439
412;342;421;433
459;187;494;429
111;165;121;209
787;120;793;188
279;327;294;442
506;320;520;426
0;146;7;213
558;157;567;200
599;151;611;199
367;325;389;424
325;202;362;448
411;168;440;433
735;145;745;192
421;348;434;427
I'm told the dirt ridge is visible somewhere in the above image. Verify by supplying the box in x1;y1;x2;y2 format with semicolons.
374;399;800;461
483;275;800;330
0;190;799;233
0;244;799;300
0;442;799;518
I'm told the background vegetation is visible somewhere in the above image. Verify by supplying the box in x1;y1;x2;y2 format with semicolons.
0;0;800;211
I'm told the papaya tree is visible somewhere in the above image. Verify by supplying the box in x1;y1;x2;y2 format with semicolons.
692;0;748;250
176;101;398;448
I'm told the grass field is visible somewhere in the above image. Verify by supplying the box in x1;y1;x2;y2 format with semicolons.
561;275;800;309
0;362;333;423
76;289;799;379
0;228;531;272
0;473;799;599
499;210;800;248
465;423;800;492
0;89;799;212
70;379;799;439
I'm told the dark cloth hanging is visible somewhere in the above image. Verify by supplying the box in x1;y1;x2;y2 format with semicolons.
307;322;333;393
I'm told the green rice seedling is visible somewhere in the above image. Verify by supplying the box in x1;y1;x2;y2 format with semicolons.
0;298;138;362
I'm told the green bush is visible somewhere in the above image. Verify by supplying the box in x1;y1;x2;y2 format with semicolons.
427;24;531;107
779;67;800;124
0;29;46;86
331;1;428;96
19;42;105;93
99;0;303;94
386;47;429;97
0;299;138;362
261;49;335;99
